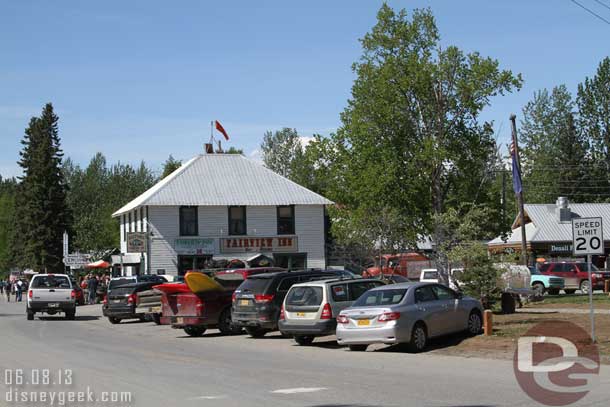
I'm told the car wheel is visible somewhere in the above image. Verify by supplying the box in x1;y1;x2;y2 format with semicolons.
139;316;147;322
245;327;268;338
184;326;206;337
580;280;591;295
151;313;161;325
108;317;121;324
65;310;76;320
564;289;576;295
294;336;315;346
467;310;482;336
26;309;34;321
218;308;236;335
408;322;427;353
532;282;545;296
348;344;368;352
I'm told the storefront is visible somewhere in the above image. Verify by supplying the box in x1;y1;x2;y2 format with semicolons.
112;153;332;276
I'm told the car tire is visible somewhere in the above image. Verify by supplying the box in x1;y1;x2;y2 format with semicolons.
151;313;161;325
348;344;368;352
65;310;76;320
245;327;268;338
294;335;315;346
467;310;482;336
139;316;147;322
108;317;121;324
218;308;237;335
408;322;427;353
27;309;34;321
580;280;591;295
532;282;545;296
564;289;576;295
184;326;206;337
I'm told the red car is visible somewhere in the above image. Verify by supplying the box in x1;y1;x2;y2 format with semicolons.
538;261;610;294
157;267;284;336
363;253;432;280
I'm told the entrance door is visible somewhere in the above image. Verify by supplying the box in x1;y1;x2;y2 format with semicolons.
273;253;307;270
178;255;212;276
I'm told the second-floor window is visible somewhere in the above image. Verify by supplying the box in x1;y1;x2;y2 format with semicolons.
179;206;198;236
277;205;295;235
229;206;246;235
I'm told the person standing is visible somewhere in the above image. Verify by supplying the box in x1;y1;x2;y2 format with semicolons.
0;280;4;295
87;275;98;305
16;279;24;302
5;280;11;302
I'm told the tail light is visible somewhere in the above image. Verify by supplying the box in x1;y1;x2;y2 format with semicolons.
70;290;75;299
232;292;237;303
28;290;33;299
279;305;285;320
320;303;332;320
336;314;349;324
102;295;107;305
378;312;400;322
254;294;274;303
127;294;136;305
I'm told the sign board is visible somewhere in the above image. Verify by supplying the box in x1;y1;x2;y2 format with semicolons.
127;232;147;253
175;238;215;255
220;236;297;254
63;253;91;266
572;217;604;256
63;231;69;257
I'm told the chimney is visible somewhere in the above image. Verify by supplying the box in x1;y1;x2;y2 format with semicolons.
556;197;571;223
204;143;214;154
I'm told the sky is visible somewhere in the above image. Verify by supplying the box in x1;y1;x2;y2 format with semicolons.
1;1;608;178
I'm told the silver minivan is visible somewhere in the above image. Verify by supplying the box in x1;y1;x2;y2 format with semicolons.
279;278;385;345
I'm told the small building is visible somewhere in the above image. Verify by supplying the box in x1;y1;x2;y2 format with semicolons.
112;153;332;276
488;197;610;268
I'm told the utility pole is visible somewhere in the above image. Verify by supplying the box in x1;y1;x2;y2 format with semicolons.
510;114;528;266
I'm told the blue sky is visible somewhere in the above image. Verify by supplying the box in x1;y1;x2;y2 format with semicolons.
1;1;608;177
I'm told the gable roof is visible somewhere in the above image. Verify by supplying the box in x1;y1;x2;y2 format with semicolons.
112;154;332;217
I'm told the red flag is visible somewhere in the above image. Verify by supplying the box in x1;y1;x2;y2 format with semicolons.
215;120;230;141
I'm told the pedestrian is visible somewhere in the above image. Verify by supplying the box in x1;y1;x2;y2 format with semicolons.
16;279;24;302
5;280;11;302
87;275;98;305
0;280;4;295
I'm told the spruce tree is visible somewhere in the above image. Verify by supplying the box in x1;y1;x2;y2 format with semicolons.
12;103;70;273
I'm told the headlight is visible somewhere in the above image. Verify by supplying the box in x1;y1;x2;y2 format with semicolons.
593;273;603;278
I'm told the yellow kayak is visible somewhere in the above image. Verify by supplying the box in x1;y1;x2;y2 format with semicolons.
184;271;224;294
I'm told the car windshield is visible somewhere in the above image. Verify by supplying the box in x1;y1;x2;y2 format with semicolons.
352;288;408;307
286;286;323;306
32;275;71;289
422;271;438;279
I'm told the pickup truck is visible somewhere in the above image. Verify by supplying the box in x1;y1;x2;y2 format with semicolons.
26;274;76;320
135;288;164;324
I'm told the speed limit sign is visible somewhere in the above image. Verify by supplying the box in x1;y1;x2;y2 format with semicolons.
572;217;604;255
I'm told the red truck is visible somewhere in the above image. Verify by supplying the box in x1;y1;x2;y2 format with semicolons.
362;253;432;280
157;267;284;337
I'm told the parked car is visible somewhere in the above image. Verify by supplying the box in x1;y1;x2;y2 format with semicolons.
363;253;433;280
336;282;483;352
279;278;385;345
26;274;76;320
102;281;160;324
135;288;164;324
378;274;411;284
538;261;610;294
528;266;565;295
159;267;284;336
418;268;461;290
232;269;346;337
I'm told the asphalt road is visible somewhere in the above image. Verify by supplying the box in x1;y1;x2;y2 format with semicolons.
1;300;609;407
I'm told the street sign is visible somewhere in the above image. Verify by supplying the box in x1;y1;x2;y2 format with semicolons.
572;217;604;256
63;231;69;257
127;232;147;253
63;253;91;267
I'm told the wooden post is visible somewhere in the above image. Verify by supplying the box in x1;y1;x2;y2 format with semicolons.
483;310;493;336
605;279;609;294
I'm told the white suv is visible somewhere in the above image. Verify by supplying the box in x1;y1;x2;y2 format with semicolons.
27;274;76;320
279;278;385;345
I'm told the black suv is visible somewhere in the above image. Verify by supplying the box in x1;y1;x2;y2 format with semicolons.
231;269;343;337
103;281;160;324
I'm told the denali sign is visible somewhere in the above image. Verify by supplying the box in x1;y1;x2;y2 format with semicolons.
221;237;297;253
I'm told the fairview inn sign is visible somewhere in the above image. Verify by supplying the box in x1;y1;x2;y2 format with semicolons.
221;237;298;254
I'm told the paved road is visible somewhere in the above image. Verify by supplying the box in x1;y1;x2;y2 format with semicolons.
1;301;609;407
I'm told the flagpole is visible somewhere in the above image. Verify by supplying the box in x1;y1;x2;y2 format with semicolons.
510;114;528;266
210;120;214;144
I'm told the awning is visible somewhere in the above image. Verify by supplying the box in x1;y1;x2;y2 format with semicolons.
86;260;111;269
111;254;143;265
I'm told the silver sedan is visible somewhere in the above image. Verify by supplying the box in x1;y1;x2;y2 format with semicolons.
336;282;483;352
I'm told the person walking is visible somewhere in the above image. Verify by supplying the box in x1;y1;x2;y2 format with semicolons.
0;280;4;295
5;280;11;302
16;279;24;302
87;275;98;305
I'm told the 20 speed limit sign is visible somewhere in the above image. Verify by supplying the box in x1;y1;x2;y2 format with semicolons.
572;217;604;255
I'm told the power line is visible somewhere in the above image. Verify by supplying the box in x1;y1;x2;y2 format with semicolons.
593;0;610;12
570;0;610;25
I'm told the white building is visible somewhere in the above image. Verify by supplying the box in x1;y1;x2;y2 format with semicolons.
111;153;332;276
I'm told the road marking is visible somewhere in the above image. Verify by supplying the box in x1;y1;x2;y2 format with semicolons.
271;387;328;394
188;395;228;400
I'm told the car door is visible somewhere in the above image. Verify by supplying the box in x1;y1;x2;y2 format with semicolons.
413;285;445;337
561;264;579;289
430;284;464;333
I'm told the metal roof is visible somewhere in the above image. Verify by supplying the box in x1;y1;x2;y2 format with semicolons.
489;203;610;244
112;154;332;217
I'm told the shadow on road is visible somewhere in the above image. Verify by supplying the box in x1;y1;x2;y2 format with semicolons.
38;315;100;321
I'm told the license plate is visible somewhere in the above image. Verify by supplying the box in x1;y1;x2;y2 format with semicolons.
175;317;184;324
357;319;370;326
48;303;59;308
113;299;121;303
296;312;305;317
239;299;249;306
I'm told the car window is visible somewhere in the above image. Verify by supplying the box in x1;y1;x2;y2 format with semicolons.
277;276;300;292
431;285;457;300
422;271;438;280
31;275;71;289
348;281;381;301
564;263;577;273
538;264;550;273
352;288;407;307
237;277;272;294
286;286;323;306
576;262;599;272
414;286;436;303
330;284;348;302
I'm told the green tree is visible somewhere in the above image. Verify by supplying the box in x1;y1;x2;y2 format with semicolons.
260;128;304;179
225;147;243;155
160;155;182;179
11;103;70;272
0;176;17;275
324;5;521;282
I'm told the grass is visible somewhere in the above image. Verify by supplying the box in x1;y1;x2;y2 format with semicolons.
531;293;610;305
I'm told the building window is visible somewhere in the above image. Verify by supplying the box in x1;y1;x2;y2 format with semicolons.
128;212;132;233
277;205;295;235
179;206;198;236
228;206;247;235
